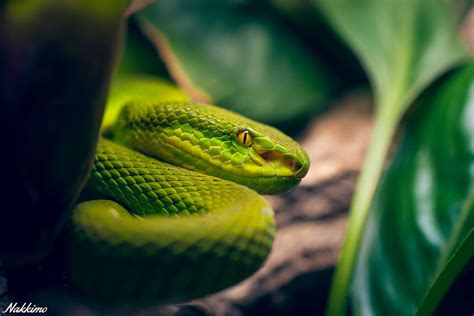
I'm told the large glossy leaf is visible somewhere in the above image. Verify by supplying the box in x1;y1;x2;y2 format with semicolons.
0;0;127;265
353;62;474;315
136;0;331;131
314;1;470;313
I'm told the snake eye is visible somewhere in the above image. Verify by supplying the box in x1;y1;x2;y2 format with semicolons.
236;130;254;147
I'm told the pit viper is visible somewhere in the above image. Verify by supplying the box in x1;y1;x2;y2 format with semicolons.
69;77;310;305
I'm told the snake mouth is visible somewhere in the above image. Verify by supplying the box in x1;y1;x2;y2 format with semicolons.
258;150;307;178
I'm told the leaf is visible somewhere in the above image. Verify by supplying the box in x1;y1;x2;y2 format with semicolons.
269;0;367;89
314;1;470;313
315;0;467;113
417;229;474;315
352;62;474;315
136;0;331;131
0;0;128;265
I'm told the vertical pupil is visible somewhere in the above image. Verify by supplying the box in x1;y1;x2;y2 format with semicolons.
243;132;248;144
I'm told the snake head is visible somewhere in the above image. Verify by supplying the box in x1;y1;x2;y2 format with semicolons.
115;101;310;195
228;125;310;194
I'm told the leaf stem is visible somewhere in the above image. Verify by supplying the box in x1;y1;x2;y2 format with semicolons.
326;106;400;316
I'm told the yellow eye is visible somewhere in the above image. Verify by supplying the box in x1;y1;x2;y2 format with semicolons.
236;130;254;147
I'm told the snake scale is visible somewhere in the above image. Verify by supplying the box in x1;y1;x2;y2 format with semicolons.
68;77;310;305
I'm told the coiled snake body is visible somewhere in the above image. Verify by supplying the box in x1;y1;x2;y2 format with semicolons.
69;77;310;304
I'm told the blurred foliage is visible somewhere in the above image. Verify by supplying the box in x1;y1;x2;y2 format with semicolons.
353;63;474;315
134;0;332;133
313;1;470;314
269;0;367;89
0;0;127;265
315;0;467;113
113;19;170;79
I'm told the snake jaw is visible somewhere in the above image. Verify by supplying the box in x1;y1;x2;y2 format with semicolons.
252;147;308;179
249;131;307;178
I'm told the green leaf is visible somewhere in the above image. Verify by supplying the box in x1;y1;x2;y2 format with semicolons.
417;229;474;315
0;0;127;265
314;1;470;314
353;62;474;315
315;0;467;113
268;0;367;89
136;0;331;131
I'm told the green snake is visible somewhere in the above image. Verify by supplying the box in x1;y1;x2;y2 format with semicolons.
68;76;310;305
